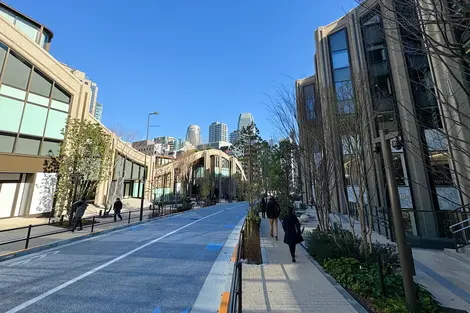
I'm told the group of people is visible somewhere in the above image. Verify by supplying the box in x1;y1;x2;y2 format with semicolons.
260;196;303;263
70;197;123;232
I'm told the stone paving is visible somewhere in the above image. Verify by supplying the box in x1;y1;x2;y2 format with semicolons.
242;218;362;313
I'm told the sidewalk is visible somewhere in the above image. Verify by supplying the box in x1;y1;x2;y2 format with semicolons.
242;218;364;313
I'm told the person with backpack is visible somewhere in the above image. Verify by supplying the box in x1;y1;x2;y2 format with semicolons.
71;197;88;232
266;197;280;240
113;198;123;221
282;206;304;263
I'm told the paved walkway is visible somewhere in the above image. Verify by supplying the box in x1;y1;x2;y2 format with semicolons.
300;209;470;312
242;218;363;313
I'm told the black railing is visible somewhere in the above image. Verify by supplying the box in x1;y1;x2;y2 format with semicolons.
228;219;245;313
0;204;177;251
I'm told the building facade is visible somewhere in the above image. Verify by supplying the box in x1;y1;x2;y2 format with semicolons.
94;101;103;121
186;125;201;146
238;113;254;131
302;0;470;247
229;130;239;145
0;3;152;219
209;121;228;143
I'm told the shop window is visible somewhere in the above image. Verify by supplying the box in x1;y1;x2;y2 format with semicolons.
2;50;31;90
0;133;15;153
20;104;47;136
40;140;61;156
15;137;40;155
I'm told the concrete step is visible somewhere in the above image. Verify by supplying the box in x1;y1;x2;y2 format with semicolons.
444;247;470;265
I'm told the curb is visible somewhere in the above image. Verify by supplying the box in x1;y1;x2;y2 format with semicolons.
299;242;369;313
0;209;191;263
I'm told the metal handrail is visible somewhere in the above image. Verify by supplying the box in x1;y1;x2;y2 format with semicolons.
228;219;246;313
449;217;470;230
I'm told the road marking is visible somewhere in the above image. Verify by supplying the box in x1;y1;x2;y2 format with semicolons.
8;251;60;266
4;204;246;313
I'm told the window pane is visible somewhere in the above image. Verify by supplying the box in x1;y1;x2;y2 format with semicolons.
329;29;348;52
50;99;69;112
52;84;70;103
39;32;48;48
27;93;49;106
132;163;139;179
336;81;353;100
0;8;14;23
0;134;15;153
124;159;132;179
333;67;351;82
3;51;31;90
0;43;7;72
40;140;61;156
0;96;24;132
15;18;38;42
20;104;47;136
15;137;40;155
44;110;67;139
0;84;26;99
332;50;349;69
339;99;355;114
29;69;52;97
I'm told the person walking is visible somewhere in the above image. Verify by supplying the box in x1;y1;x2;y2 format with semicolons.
113;198;123;221
71;197;88;232
266;197;280;240
260;196;267;218
282;206;304;263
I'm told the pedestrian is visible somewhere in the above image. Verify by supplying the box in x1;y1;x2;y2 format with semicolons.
71;197;88;232
282;206;304;263
266;196;280;240
113;197;123;221
260;196;267;218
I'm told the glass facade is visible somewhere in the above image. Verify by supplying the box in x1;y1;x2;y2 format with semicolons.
113;153;146;198
328;30;354;114
303;84;315;120
0;42;69;155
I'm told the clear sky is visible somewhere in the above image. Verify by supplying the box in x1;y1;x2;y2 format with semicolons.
5;0;357;142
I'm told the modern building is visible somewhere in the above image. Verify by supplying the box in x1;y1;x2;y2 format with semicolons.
229;130;239;145
297;0;470;247
0;2;153;219
238;113;254;132
132;140;158;156
209;121;228;143
94;101;103;121
186;125;201;146
196;141;232;151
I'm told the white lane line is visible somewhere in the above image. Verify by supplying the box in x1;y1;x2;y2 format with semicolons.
4;204;246;313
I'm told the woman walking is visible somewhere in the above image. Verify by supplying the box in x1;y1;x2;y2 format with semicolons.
282;206;303;263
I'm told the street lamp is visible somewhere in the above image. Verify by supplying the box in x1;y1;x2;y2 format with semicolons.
140;111;159;221
377;129;417;312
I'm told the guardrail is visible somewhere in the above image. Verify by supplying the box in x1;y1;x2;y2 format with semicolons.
228;219;245;313
0;204;176;251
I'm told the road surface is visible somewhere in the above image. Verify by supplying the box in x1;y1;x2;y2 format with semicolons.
0;202;247;313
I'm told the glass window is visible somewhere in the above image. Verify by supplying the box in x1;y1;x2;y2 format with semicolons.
335;81;353;100
329;29;348;52
0;43;7;72
0;84;26;100
15;137;40;155
27;93;49;107
2;51;31;90
52;84;70;103
50;99;69;112
44;110;67;139
332;50;350;69
15;18;38;42
39;32;49;48
124;159;132;179
0;133;15;153
20;104;47;136
333;68;351;82
29;69;52;97
114;154;124;178
0;8;14;23
132;163;139;179
0;96;24;132
40;140;61;156
339;100;355;114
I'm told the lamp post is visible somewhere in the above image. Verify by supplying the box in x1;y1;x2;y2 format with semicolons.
140;112;159;221
378;129;417;312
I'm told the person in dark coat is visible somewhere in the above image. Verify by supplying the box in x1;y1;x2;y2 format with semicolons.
71;197;88;232
113;198;123;221
266;197;280;240
282;206;303;263
260;197;267;218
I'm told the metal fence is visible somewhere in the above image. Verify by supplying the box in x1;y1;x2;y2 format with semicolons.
228;219;245;313
0;204;176;251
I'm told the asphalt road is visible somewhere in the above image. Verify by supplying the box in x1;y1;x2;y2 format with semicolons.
0;202;247;313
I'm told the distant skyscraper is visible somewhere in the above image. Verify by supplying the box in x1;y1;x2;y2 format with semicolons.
238;113;254;132
186;125;201;146
229;130;240;144
209;122;228;143
94;102;103;121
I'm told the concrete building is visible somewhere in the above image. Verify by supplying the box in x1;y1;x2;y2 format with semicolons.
132;140;158;156
196;141;231;151
298;0;470;247
209;121;228;143
238;113;254;132
0;2;153;218
186;125;201;146
229;130;239;145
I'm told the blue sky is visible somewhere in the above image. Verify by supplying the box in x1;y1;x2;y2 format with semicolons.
6;0;357;142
